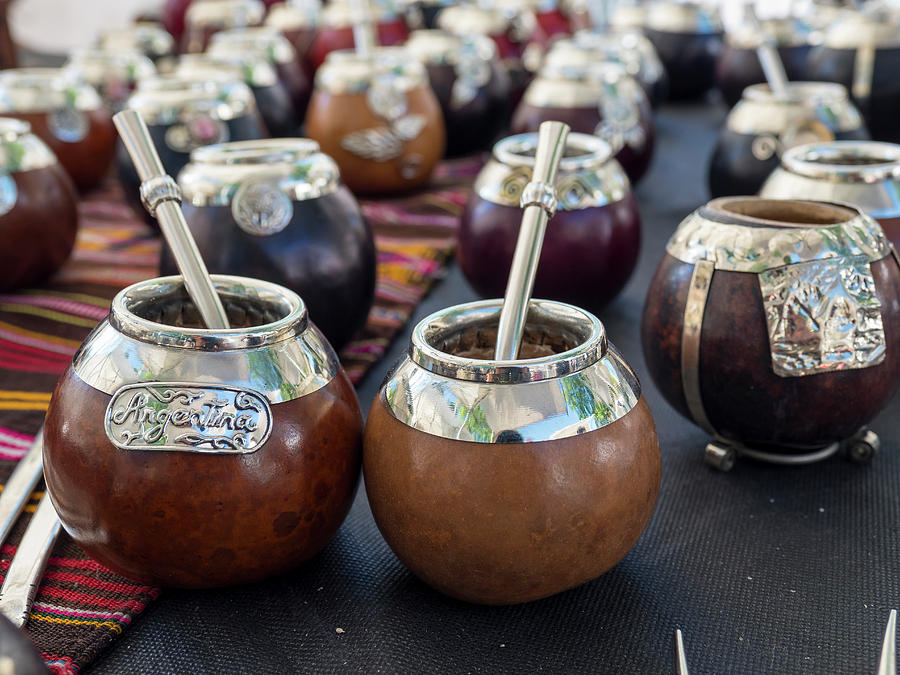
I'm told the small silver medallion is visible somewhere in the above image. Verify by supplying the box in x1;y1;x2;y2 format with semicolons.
48;107;89;143
232;179;293;236
0;174;18;217
759;256;886;377
104;383;273;454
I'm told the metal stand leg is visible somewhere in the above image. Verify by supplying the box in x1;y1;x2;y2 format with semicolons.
704;441;736;472
842;427;880;464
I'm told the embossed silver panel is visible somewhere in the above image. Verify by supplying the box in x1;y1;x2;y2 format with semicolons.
759;257;886;377
666;207;890;272
105;383;272;453
48;108;89;144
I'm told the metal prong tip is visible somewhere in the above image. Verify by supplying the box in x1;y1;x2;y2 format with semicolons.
675;629;690;675
877;609;897;675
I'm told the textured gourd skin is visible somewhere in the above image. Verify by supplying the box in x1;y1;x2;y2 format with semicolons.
10;109;116;192
364;395;661;605
0;164;79;291
641;253;900;450
158;189;376;351
458;194;641;313
305;86;445;194
44;368;363;588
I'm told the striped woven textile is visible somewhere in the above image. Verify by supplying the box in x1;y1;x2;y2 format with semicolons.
0;157;481;674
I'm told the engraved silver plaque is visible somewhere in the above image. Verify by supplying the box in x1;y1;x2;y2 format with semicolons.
232;179;293;236
759;256;886;377
104;383;273;453
48;107;89;143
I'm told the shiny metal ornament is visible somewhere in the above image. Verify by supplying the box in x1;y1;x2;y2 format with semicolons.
48;107;89;144
231;179;294;236
0;174;17;217
73;275;339;404
381;299;640;443
105;383;273;453
759;257;885;377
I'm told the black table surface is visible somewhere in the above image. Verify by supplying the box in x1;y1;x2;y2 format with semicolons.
89;102;900;675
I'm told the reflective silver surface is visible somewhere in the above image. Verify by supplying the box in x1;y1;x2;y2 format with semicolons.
645;2;722;34
315;49;428;95
760;141;900;220
185;0;265;28
436;5;510;36
0;118;57;173
476;132;630;210
63;49;156;92
759;256;885;377
73;275;339;403
0;68;103;114
569;30;665;90
209;27;298;66
100;23;176;61
523;60;648;154
104;383;273;453
727;82;863;136
666;199;890;271
126;76;257;126
176;53;279;88
180;138;340;207
382;299;641;443
265;1;318;30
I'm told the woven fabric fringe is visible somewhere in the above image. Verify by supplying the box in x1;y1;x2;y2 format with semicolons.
0;157;480;673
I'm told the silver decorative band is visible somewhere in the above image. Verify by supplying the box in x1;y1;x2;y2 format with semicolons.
140;175;182;216
520;181;558;216
383;299;641;443
666;200;890;271
680;260;716;434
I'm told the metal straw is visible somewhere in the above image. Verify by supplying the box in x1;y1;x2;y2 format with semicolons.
878;609;897;675
748;6;789;98
350;0;376;59
113;109;230;330
494;121;570;361
674;629;690;675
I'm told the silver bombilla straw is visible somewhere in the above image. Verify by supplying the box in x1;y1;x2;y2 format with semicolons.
494;120;570;361
113;109;230;330
350;0;376;59
748;6;788;98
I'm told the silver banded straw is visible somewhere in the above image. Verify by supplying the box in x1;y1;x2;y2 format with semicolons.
112;109;230;330
749;7;788;97
494;120;570;361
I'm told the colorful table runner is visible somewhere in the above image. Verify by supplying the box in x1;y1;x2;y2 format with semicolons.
0;157;480;673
